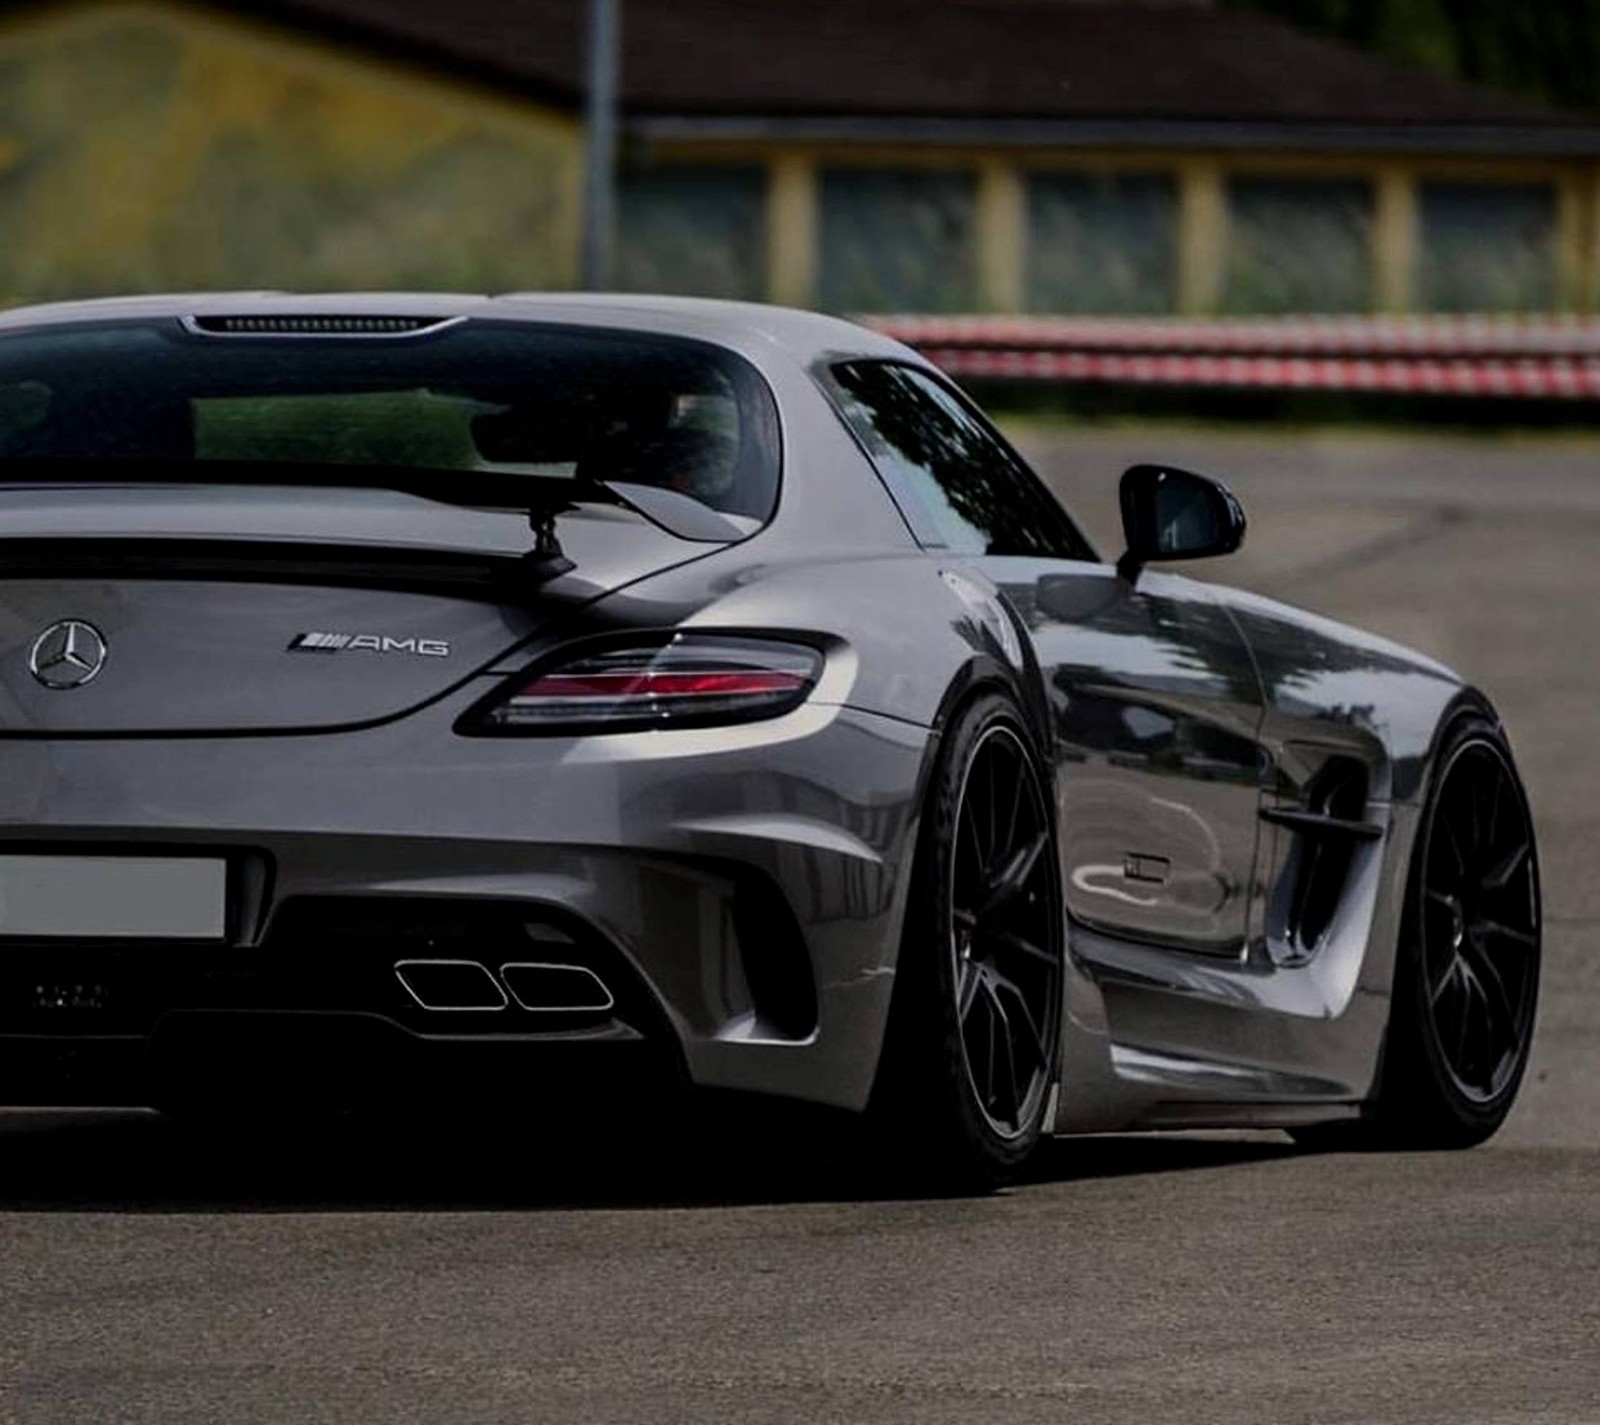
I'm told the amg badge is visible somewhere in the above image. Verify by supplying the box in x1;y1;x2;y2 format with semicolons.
289;632;451;658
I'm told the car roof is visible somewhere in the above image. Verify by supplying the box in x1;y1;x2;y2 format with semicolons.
0;291;918;370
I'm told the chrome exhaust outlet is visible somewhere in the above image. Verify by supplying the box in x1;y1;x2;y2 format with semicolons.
394;959;508;1012
499;962;615;1014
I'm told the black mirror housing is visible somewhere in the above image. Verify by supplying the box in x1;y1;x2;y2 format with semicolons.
1116;463;1246;583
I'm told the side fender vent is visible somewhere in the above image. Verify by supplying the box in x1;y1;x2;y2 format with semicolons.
1273;756;1374;955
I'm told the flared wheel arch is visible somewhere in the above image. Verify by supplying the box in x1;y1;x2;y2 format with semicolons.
1299;694;1541;1149
868;677;1066;1186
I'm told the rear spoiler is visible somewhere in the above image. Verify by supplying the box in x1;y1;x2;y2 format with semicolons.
0;534;562;599
0;458;747;554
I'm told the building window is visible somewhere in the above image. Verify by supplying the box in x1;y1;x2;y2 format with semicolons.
1025;173;1176;314
1418;182;1557;312
819;169;976;313
616;166;767;300
1225;178;1373;313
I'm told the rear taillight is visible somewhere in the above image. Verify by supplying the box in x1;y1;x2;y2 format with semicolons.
463;635;823;734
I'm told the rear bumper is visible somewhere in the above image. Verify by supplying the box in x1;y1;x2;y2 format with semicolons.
0;696;931;1112
0;1016;679;1112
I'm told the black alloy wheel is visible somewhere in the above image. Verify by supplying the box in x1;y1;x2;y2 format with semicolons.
1301;715;1541;1151
949;721;1062;1141
1416;734;1540;1111
871;692;1064;1187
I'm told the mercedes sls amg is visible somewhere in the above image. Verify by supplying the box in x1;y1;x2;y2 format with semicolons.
0;294;1540;1182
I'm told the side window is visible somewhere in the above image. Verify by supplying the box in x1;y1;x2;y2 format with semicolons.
828;361;1094;560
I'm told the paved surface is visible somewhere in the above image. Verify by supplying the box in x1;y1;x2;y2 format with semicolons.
4;423;1600;1423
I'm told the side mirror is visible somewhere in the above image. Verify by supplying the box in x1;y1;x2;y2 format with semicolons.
1116;463;1246;584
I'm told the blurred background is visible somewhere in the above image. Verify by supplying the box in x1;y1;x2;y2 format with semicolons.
5;0;1600;424
0;0;1595;314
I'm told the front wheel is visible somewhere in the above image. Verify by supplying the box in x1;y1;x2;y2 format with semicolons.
1301;715;1541;1151
870;692;1064;1189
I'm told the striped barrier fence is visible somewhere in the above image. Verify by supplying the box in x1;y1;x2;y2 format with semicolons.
866;314;1600;400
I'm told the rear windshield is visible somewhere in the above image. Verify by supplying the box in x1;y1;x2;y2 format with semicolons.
0;318;781;524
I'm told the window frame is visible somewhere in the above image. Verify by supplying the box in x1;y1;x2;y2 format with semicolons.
1415;179;1559;315
816;168;981;315
816;356;1098;564
1023;169;1179;316
614;163;770;302
1222;175;1375;315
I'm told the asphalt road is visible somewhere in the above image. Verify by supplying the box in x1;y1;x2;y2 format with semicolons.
3;423;1599;1424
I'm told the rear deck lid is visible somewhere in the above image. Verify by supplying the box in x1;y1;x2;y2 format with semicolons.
0;311;779;734
0;487;718;734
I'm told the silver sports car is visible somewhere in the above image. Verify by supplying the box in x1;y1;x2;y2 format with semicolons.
0;293;1540;1183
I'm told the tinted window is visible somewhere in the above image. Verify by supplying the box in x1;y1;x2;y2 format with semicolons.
1419;182;1557;313
0;319;781;523
1224;178;1373;314
819;170;977;313
616;166;768;301
828;361;1093;560
1026;172;1176;315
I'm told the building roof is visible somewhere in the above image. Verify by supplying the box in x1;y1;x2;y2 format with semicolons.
233;0;1600;150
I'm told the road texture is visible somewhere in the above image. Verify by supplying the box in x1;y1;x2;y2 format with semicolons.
2;423;1598;1424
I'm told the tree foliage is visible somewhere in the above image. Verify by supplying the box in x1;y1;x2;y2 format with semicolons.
1229;0;1600;113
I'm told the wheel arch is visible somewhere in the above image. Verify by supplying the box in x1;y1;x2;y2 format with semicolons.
867;682;1068;1181
907;648;1060;872
1399;684;1508;806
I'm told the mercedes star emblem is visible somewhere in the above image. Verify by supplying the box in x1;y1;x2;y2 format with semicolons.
28;620;109;690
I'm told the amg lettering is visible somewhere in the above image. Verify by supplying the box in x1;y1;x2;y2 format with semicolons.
289;632;452;658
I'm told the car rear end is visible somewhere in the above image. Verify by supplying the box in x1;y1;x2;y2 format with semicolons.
0;300;920;1118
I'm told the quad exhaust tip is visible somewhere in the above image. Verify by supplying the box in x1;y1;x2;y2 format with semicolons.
499;962;615;1014
394;959;508;1012
394;958;614;1014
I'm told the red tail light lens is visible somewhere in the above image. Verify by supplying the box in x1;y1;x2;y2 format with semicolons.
467;635;823;733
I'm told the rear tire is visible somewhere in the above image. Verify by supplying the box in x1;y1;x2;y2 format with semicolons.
869;692;1064;1190
1297;714;1540;1151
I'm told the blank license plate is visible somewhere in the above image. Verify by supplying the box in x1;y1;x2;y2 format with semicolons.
0;855;228;940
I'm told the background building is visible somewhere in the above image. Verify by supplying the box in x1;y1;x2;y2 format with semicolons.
2;0;1598;313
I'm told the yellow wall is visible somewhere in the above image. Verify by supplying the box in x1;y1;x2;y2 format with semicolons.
652;141;1600;313
0;2;582;305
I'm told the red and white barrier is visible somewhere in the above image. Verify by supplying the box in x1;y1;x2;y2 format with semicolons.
867;314;1600;399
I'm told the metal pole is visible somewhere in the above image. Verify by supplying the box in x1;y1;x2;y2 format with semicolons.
581;0;620;290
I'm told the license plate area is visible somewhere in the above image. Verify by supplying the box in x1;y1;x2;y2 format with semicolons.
0;855;230;941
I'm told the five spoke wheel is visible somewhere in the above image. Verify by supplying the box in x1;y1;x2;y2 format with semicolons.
949;723;1061;1141
1420;738;1540;1106
872;693;1065;1184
